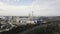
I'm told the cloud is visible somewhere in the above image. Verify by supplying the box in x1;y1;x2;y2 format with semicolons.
0;0;35;5
0;0;41;16
0;0;60;16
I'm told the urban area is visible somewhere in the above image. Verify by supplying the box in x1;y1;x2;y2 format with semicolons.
0;15;60;34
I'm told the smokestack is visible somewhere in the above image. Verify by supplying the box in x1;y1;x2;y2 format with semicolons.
32;11;34;17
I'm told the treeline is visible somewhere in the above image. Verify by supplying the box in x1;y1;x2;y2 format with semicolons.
1;24;37;34
25;25;60;34
1;24;60;34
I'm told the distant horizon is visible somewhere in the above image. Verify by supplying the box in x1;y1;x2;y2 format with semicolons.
0;15;60;17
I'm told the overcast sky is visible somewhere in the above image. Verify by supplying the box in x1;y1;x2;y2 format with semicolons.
0;0;60;16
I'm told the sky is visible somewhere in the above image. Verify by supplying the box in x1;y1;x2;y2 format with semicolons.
0;0;60;16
